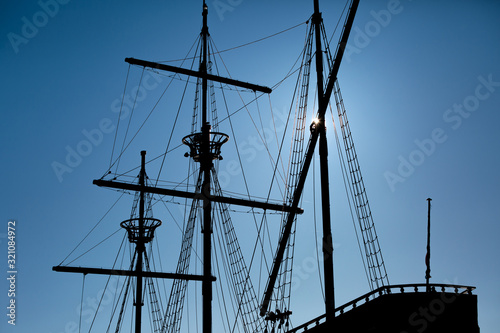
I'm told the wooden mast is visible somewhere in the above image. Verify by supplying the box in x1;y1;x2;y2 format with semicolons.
54;3;279;333
200;3;213;333
54;3;299;333
133;150;146;333
312;0;335;323
260;0;360;318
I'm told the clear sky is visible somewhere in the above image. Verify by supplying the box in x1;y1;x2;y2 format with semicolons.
1;1;499;333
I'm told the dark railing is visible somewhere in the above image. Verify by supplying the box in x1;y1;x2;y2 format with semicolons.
287;283;476;333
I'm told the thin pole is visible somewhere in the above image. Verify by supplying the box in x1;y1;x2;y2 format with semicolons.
425;198;432;292
201;3;213;333
135;150;146;333
260;0;360;317
313;0;335;323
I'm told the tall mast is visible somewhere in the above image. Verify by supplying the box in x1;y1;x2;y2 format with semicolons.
201;3;213;333
54;3;292;332
260;0;359;319
134;150;147;333
313;0;335;323
53;151;164;333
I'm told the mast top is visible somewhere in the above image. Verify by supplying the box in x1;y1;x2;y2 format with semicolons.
202;1;209;36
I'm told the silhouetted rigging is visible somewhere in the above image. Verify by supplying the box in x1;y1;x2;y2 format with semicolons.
53;1;479;333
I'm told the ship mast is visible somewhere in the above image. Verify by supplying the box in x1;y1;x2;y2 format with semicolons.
200;3;212;333
54;151;170;333
53;3;302;333
134;150;146;333
260;0;360;323
312;0;335;322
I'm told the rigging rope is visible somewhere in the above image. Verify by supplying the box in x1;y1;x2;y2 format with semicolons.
331;108;372;289
213;217;236;333
256;19;314;274
104;32;203;179
328;0;350;46
103;10;309;181
267;19;314;323
210;38;288;315
156;36;203;185
105;63;189;176
79;274;86;333
58;192;126;266
217;80;274;276
112;255;136;333
115;68;145;173
152;239;169;317
212;169;265;333
156;20;308;64
110;65;131;170
144;250;164;333
332;79;390;289
161;173;203;333
314;9;390;291
210;39;287;188
103;144;184;181
312;149;325;301
90;11;353;333
213;26;307;126
65;228;122;266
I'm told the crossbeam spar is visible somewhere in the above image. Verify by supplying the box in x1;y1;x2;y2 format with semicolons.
52;265;216;281
93;179;303;214
125;57;272;94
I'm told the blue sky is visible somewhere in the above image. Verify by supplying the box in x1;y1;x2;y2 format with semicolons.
1;1;499;332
